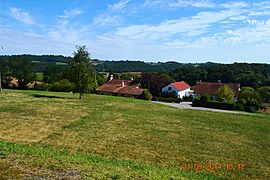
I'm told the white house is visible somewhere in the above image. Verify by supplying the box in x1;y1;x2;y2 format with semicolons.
162;81;191;99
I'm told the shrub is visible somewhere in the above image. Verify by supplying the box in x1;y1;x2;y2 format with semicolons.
161;92;177;98
139;89;152;100
153;97;182;103
239;87;262;112
34;83;49;91
192;100;236;110
49;79;75;92
235;102;245;111
200;94;211;102
257;86;270;103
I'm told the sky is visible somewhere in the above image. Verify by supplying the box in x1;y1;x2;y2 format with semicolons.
0;0;270;63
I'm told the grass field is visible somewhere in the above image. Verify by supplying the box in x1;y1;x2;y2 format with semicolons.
0;89;269;179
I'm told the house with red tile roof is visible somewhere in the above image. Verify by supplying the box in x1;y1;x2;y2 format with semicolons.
162;81;191;99
194;82;240;99
97;78;144;98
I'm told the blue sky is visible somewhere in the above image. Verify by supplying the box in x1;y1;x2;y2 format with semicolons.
0;0;270;63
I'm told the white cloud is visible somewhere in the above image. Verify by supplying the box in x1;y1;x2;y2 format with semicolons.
221;1;250;9
142;0;164;8
48;8;88;44
93;14;123;27
92;1;130;27
58;8;83;19
114;9;242;41
249;10;270;16
3;0;270;63
10;7;35;25
230;15;248;21
169;0;215;8
57;8;83;26
108;0;129;12
245;19;266;26
0;25;75;56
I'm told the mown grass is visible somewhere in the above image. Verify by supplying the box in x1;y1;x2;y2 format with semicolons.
0;89;269;179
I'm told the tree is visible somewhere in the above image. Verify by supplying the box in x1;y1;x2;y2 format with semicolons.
139;89;152;100
140;72;172;97
217;85;235;102
239;87;262;112
257;86;270;103
69;46;97;99
43;63;67;83
9;57;35;89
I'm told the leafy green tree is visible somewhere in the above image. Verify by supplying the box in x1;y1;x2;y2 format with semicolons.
257;86;270;103
43;63;67;83
140;72;172;97
69;46;97;99
9;57;35;89
217;85;235;102
96;73;107;86
239;87;262;112
139;89;152;100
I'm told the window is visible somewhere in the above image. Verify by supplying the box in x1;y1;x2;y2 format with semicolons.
168;87;172;91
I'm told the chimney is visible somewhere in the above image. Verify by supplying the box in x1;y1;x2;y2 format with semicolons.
122;81;125;87
109;74;113;81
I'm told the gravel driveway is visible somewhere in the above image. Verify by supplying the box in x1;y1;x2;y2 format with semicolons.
153;101;251;115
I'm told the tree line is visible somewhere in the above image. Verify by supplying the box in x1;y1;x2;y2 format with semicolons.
0;51;270;102
0;46;98;98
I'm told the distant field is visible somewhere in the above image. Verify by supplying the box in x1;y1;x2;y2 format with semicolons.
0;89;269;179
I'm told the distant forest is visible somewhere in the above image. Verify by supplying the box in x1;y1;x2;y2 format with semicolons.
0;55;270;88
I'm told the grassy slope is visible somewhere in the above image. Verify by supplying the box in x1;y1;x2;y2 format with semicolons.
0;89;269;179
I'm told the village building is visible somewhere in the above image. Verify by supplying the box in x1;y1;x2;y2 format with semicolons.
162;81;191;99
97;76;144;98
194;82;240;100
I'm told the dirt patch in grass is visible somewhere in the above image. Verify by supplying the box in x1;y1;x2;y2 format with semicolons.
0;154;82;179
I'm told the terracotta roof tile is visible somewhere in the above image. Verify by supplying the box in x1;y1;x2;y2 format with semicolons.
170;81;190;91
97;79;144;96
194;82;240;97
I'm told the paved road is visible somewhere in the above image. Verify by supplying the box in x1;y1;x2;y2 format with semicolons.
153;101;251;115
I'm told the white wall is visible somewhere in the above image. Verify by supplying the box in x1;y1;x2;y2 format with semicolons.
177;88;191;99
162;85;190;99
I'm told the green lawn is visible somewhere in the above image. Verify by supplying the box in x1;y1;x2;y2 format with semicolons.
0;89;269;179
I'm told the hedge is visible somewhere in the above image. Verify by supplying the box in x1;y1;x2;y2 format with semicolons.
153;97;182;103
192;99;236;110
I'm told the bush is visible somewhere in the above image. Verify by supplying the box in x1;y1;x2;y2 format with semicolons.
34;83;49;91
193;95;236;110
192;100;236;110
161;92;177;98
239;87;262;112
49;79;75;92
200;94;210;102
139;89;152;100
257;86;270;103
235;102;245;111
